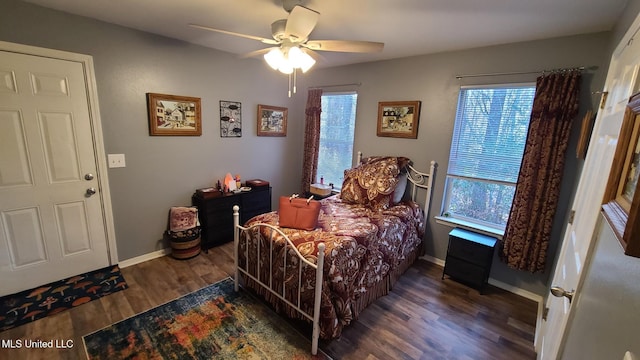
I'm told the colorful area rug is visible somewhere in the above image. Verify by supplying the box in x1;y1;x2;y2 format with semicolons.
83;277;331;360
0;265;128;332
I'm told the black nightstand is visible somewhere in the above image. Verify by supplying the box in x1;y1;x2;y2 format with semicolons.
442;228;497;293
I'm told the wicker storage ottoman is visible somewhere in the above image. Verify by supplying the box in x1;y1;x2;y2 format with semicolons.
167;227;201;259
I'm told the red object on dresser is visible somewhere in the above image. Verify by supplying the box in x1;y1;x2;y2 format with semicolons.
246;179;269;187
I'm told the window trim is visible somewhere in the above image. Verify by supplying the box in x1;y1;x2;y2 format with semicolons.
440;82;536;234
434;215;504;240
317;91;358;190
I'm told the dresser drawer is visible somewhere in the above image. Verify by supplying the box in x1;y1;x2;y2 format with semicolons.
443;256;486;289
241;188;271;222
448;236;494;266
192;186;272;250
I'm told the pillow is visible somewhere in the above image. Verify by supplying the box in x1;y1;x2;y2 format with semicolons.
169;206;199;232
340;156;408;210
392;172;408;204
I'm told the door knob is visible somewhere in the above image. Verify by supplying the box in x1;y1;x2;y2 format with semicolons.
85;188;97;197
85;173;94;180
550;286;575;303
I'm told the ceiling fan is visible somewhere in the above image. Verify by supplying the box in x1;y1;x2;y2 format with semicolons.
189;0;383;95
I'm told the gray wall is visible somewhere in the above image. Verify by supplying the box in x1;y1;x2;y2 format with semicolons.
300;33;611;295
611;0;640;53
1;0;615;296
1;0;304;261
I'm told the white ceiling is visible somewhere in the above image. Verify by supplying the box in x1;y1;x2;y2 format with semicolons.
23;0;628;68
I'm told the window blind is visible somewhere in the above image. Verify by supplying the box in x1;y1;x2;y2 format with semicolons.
448;85;536;184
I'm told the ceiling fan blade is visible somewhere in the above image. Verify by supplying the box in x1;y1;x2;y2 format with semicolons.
305;40;384;53
239;47;274;59
189;24;279;45
284;5;319;41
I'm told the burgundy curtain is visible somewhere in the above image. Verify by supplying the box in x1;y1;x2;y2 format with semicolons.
501;70;581;272
301;89;323;193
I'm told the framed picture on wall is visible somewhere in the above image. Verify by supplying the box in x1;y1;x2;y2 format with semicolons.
220;100;242;137
257;104;287;137
147;93;201;136
602;92;640;257
376;101;421;139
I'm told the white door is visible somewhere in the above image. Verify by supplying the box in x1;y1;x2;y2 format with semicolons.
538;20;640;360
0;46;113;296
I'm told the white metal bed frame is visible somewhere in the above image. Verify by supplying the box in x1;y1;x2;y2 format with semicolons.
233;153;436;355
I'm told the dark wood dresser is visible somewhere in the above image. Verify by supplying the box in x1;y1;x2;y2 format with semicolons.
442;228;497;293
192;186;271;250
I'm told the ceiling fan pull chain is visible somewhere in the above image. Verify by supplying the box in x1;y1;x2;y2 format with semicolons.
288;73;292;98
293;69;297;94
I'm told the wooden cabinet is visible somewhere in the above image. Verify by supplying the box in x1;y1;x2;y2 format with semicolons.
442;228;497;293
192;186;271;249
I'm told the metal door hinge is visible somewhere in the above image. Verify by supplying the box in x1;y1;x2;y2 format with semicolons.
542;307;549;321
599;91;609;109
568;210;575;224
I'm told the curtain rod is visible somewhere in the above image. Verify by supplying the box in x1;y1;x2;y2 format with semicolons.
308;82;361;89
455;66;596;80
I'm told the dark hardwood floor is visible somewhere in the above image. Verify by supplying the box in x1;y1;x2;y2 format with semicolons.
0;243;537;360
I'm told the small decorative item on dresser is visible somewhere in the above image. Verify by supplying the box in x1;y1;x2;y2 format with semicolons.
196;187;222;199
246;179;270;188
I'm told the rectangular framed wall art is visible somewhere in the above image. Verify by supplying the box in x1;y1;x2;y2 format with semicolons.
602;92;640;257
376;100;421;139
257;104;287;137
147;93;201;136
220;100;242;137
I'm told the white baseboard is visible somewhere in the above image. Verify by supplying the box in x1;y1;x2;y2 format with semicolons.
420;254;445;267
487;278;543;303
119;248;171;268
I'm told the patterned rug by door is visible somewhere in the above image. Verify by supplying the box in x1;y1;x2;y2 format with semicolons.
0;265;128;332
82;277;331;359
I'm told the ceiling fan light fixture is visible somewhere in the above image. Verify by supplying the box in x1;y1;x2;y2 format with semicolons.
299;52;315;73
263;46;315;74
278;60;294;74
264;47;284;70
288;46;315;73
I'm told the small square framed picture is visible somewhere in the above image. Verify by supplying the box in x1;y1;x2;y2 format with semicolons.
257;104;287;137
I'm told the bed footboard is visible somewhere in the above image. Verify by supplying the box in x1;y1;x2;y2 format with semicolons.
232;205;325;355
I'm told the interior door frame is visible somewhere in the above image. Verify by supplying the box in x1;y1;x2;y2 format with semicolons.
0;40;119;264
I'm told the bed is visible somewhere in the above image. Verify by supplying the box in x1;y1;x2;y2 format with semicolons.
232;153;436;354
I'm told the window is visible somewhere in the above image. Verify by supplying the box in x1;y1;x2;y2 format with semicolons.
441;84;536;232
317;92;358;189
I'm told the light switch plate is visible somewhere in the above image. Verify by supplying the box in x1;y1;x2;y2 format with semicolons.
108;154;126;168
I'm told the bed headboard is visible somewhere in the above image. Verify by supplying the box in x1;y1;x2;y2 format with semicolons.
355;151;437;230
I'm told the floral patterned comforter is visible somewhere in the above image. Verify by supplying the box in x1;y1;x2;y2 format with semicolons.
238;195;425;339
